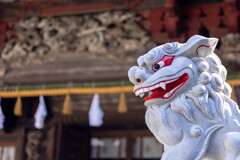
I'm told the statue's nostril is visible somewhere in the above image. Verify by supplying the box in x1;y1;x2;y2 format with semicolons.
136;78;142;83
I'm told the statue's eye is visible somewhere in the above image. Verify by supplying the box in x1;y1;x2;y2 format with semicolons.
153;61;165;71
153;64;160;70
152;55;175;72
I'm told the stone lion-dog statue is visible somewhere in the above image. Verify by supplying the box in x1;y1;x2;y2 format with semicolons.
128;35;240;160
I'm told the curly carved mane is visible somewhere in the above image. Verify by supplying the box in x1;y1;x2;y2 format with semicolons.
168;53;240;125
129;35;240;160
153;53;240;160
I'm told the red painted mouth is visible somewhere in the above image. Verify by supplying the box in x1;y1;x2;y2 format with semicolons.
134;73;189;101
144;73;189;101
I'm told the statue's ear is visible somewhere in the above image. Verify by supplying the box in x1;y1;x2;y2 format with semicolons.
177;35;218;58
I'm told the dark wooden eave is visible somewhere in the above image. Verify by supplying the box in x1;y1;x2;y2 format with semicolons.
3;53;139;85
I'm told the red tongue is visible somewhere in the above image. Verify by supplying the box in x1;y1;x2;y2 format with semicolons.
144;73;189;101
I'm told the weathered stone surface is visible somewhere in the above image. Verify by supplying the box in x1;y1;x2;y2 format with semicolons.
220;33;240;53
25;131;42;160
1;11;155;68
128;35;240;160
216;33;240;75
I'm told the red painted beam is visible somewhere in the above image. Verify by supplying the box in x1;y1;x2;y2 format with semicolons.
39;3;113;16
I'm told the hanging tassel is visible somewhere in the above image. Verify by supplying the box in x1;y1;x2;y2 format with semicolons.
118;92;127;113
0;98;5;129
14;96;22;116
34;95;48;129
62;94;72;115
89;93;104;127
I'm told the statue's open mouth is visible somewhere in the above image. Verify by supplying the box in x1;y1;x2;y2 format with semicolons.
134;73;189;101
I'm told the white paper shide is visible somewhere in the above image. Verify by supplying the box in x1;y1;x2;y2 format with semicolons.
89;93;104;127
0;98;4;129
34;95;47;129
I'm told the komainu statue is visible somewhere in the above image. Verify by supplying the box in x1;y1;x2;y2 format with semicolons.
128;35;240;160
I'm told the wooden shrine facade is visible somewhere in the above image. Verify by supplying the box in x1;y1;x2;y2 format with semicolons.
0;0;240;50
0;0;240;160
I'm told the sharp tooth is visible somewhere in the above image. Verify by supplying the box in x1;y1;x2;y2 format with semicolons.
166;78;178;84
160;82;166;90
136;90;140;96
143;88;150;92
164;92;171;98
163;83;182;98
166;79;174;84
140;93;144;98
139;89;144;94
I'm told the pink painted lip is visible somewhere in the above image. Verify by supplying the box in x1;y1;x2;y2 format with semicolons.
142;73;189;101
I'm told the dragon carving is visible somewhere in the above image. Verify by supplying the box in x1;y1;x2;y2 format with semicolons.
128;35;240;160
